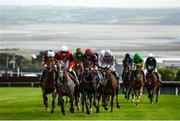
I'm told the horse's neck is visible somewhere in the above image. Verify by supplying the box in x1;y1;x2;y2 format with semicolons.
106;71;114;81
45;71;55;83
148;71;157;83
134;70;144;81
63;70;68;81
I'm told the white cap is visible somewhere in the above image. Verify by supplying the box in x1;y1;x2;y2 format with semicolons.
148;53;154;57
105;49;113;56
47;50;55;57
60;45;68;52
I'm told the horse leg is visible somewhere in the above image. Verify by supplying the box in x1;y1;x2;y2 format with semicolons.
59;95;65;115
74;86;80;111
111;94;115;112
137;89;141;103
104;96;109;111
70;98;75;113
51;91;56;113
116;87;120;108
127;85;131;100
85;93;90;114
43;92;49;111
122;82;126;94
57;96;60;105
96;93;100;113
139;86;143;97
131;87;135;102
156;87;160;103
124;84;127;99
93;92;96;107
81;92;85;112
147;85;151;99
89;93;93;114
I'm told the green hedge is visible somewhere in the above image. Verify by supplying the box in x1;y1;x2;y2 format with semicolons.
158;68;176;81
174;69;180;81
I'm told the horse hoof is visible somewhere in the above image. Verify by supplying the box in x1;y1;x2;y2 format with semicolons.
45;107;49;112
62;112;65;115
102;104;106;107
70;107;75;113
77;106;80;111
89;108;92;114
87;110;90;115
125;95;127;99
132;99;135;102
104;106;108;111
96;106;99;113
136;103;138;106
51;110;54;113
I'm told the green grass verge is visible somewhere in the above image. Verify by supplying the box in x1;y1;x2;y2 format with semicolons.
0;87;179;120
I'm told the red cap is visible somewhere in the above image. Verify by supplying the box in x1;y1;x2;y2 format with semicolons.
85;48;92;55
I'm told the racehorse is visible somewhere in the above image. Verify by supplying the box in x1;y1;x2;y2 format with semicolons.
130;63;145;105
146;66;161;104
101;68;120;112
41;58;57;113
56;61;76;115
122;59;132;100
82;60;99;114
74;60;84;111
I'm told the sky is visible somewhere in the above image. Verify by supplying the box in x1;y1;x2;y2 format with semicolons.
0;0;180;8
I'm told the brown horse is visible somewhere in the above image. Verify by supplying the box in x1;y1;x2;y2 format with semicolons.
130;64;145;105
122;60;132;100
56;61;76;115
81;60;99;114
41;58;57;113
102;69;120;112
146;67;161;104
74;60;84;111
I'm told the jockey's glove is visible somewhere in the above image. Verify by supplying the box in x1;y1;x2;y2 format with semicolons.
68;67;73;72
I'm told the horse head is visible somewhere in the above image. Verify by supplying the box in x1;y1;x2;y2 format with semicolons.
124;60;131;73
147;65;154;73
83;60;93;76
57;61;66;80
75;60;84;76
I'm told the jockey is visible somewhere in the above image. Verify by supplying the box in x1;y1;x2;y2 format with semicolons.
132;53;146;82
84;48;98;70
145;53;161;82
98;49;120;85
73;48;85;81
40;50;56;86
54;45;79;85
73;48;85;63
132;53;144;69
122;53;133;69
84;48;102;83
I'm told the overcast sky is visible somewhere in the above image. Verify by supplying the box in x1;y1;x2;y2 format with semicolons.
0;0;180;8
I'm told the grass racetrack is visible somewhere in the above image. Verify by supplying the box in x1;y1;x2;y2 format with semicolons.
0;87;180;120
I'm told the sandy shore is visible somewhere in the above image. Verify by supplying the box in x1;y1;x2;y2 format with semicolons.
0;24;180;62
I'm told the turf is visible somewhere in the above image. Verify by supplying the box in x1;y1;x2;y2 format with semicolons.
0;87;179;120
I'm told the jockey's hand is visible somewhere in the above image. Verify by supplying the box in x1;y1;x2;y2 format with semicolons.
68;67;73;72
44;64;48;68
94;66;98;71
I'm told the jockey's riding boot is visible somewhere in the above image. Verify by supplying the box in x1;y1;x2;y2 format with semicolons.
96;71;102;84
55;70;62;85
155;72;161;83
113;71;120;85
39;69;47;86
71;71;80;85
